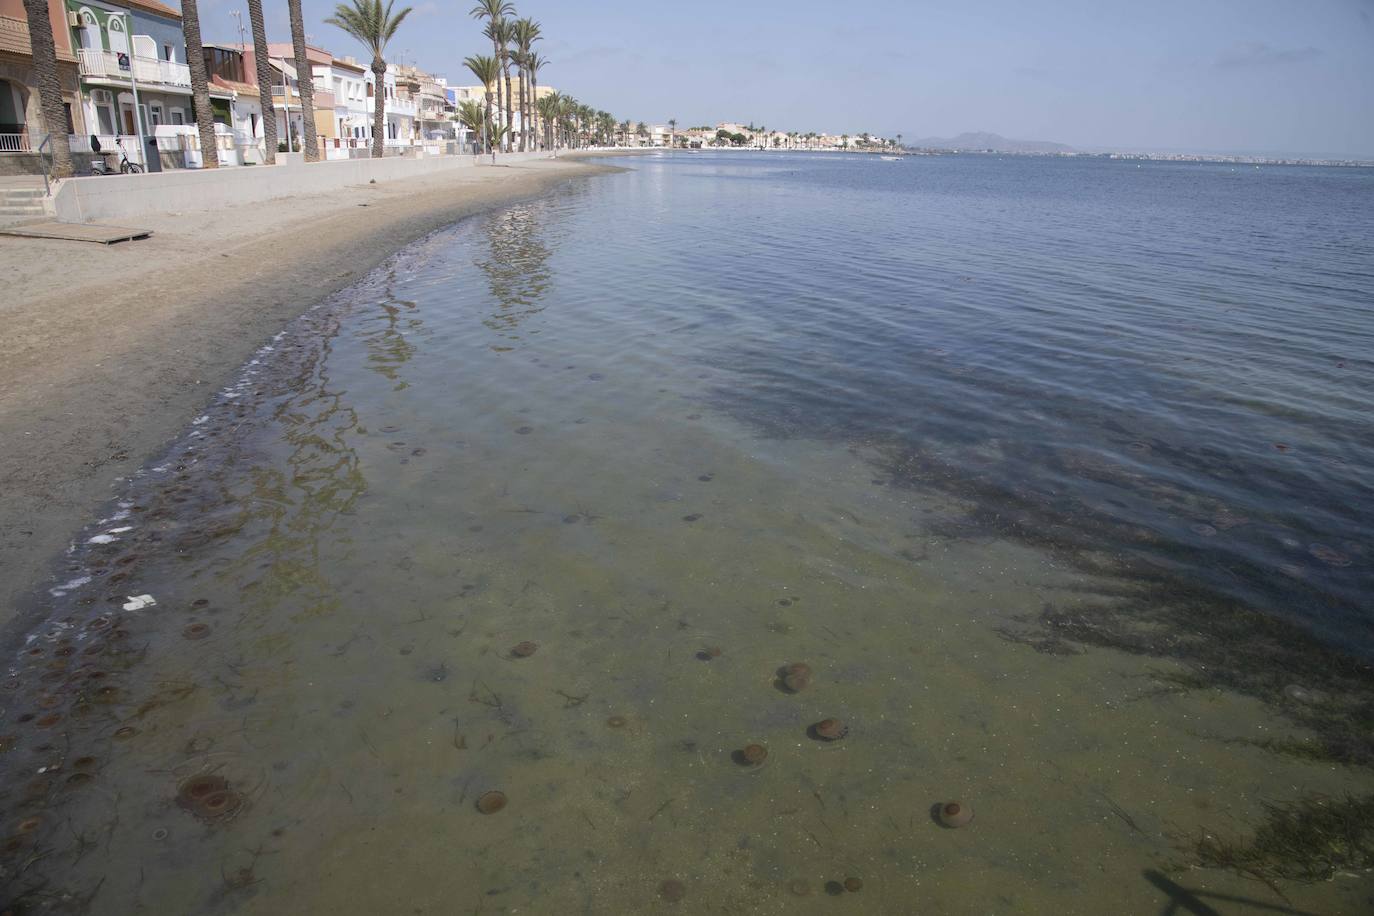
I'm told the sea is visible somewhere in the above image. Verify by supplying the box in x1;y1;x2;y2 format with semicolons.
2;151;1372;914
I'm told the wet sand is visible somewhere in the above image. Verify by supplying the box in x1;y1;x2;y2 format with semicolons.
0;159;621;626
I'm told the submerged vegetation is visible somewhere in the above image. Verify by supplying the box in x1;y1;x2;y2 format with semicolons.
1190;794;1374;885
862;440;1374;768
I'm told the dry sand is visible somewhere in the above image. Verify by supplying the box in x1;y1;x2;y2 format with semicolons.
0;157;622;625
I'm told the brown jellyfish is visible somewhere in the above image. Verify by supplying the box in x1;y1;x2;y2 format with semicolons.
783;671;811;692
198;789;240;820
740;743;768;766
182;623;211;640
510;641;539;658
813;718;848;741
695;646;723;661
476;791;508;814
844;877;863;892
175;773;241;822
938;800;974;827
658;879;687;903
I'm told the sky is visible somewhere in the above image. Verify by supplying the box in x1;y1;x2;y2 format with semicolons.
193;0;1374;158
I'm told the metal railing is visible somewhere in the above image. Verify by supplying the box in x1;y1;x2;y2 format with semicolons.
0;131;31;152
77;48;191;88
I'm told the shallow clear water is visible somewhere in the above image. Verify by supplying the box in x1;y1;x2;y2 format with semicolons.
3;153;1373;914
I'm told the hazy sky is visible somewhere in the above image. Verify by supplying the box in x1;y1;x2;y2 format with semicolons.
194;0;1374;157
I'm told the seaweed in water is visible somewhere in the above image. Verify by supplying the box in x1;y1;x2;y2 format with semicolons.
1023;597;1374;768
1190;794;1374;884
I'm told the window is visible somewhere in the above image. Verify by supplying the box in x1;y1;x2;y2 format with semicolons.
63;102;75;134
164;44;174;62
150;103;162;126
77;11;99;51
170;107;184;126
92;89;116;135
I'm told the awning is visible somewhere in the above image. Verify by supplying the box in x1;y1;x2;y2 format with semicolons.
270;59;299;81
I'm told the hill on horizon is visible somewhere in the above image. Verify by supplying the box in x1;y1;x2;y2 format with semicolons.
909;131;1075;154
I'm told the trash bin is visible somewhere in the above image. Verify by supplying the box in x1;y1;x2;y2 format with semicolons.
143;136;162;172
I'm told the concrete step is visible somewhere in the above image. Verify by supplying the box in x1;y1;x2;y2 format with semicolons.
1;189;45;200
0;205;46;216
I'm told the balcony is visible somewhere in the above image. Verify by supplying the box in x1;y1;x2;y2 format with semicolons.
1;15;76;61
0;131;32;152
370;97;416;118
77;48;191;89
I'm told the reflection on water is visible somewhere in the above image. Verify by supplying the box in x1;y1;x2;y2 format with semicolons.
478;204;553;340
2;154;1373;914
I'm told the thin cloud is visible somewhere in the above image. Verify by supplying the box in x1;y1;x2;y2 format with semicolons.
1214;41;1323;70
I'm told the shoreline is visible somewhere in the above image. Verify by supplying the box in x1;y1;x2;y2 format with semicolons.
0;158;622;625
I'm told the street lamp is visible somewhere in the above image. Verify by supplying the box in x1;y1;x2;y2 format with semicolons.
115;10;147;167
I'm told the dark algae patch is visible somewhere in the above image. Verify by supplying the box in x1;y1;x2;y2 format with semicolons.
1189;794;1374;885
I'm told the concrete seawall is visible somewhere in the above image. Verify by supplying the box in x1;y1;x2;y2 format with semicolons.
51;150;556;223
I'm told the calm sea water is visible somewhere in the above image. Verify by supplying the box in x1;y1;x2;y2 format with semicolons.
3;152;1372;914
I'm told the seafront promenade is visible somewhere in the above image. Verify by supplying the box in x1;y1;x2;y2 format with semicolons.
0;156;619;625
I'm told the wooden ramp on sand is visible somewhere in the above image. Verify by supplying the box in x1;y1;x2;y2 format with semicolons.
0;222;152;244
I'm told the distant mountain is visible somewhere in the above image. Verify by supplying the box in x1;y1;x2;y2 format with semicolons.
909;131;1075;154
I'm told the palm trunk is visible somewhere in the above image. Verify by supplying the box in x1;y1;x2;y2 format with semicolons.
181;0;218;168
490;37;502;143
288;0;318;161
517;68;527;151
483;91;492;153
524;77;535;150
246;0;276;164
370;58;386;158
20;0;73;177
501;54;513;152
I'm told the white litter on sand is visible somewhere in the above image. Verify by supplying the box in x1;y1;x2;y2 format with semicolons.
87;534;115;544
122;594;156;611
50;575;91;596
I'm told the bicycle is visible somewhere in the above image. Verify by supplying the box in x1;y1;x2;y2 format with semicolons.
89;136;143;176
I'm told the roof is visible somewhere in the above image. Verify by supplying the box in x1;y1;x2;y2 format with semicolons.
122;0;183;20
331;58;365;73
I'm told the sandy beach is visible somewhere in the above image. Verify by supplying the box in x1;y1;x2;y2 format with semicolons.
0;157;620;626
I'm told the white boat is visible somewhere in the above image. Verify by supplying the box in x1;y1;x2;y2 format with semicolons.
880;155;902;161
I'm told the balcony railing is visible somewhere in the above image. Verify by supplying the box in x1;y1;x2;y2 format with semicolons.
77;48;191;88
0;132;32;152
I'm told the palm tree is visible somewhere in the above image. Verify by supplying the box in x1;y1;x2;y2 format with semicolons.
463;54;499;154
511;18;540;151
470;1;515;148
326;0;413;159
896;133;903;149
524;50;546;149
180;0;219;168
19;0;72;177
286;0;320;161
536;93;557;149
455;98;485;152
495;19;515;152
635;121;647;147
667;118;676;149
246;0;277;164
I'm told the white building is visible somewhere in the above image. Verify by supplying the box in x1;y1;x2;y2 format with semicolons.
366;63;414;148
